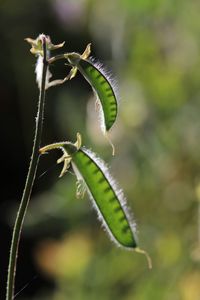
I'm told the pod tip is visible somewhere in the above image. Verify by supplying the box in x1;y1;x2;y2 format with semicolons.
105;132;115;156
135;247;152;270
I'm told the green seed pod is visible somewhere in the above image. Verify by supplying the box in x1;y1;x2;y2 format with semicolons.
40;135;152;267
78;59;118;133
66;46;118;135
64;145;137;248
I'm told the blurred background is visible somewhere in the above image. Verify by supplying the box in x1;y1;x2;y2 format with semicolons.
1;0;200;299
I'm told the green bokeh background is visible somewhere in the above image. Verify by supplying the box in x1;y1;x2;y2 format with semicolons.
1;0;200;299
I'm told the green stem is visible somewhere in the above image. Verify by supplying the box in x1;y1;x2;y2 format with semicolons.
6;36;48;300
48;53;66;64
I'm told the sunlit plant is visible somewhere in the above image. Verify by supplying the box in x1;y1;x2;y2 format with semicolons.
6;34;151;300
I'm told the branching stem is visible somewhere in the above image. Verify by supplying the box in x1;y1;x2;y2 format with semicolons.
6;36;48;300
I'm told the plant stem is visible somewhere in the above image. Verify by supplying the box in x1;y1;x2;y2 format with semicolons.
48;53;66;64
6;36;48;300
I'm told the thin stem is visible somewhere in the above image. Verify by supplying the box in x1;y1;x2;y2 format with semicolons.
48;53;66;64
6;37;48;300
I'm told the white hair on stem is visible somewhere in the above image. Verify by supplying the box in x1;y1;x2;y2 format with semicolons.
35;54;52;90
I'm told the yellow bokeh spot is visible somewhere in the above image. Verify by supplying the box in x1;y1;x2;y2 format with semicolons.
195;183;200;202
179;271;200;300
156;233;181;267
35;232;93;279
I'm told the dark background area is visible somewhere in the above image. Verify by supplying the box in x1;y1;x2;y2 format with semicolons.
1;0;200;299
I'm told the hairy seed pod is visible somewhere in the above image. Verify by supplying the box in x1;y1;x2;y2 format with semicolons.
64;145;137;248
40;135;152;267
78;59;118;133
67;51;118;134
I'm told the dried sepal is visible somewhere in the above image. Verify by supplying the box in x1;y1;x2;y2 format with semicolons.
81;43;91;60
25;34;65;56
40;133;81;178
25;34;68;90
76;179;87;199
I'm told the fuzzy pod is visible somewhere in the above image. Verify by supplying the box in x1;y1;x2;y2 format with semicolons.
40;137;152;267
67;53;118;134
64;145;137;248
79;59;118;132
